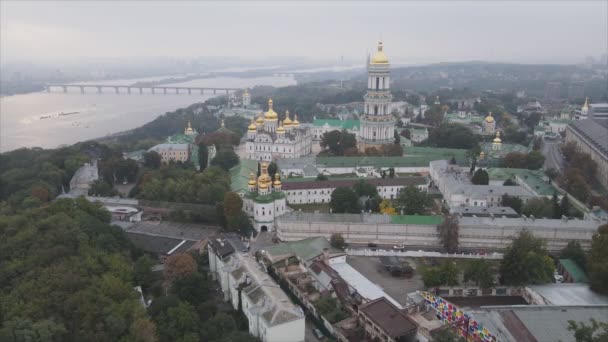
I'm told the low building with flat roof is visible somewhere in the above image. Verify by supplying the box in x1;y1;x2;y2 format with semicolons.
283;176;429;204
469;305;608;342
334;297;418;342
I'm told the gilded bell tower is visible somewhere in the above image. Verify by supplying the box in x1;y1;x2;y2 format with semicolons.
358;41;396;150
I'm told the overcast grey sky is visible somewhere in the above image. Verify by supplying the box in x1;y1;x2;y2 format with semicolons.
1;1;607;65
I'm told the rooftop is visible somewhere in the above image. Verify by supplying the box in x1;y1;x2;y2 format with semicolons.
459;216;601;231
229;159;258;193
528;283;608;305
470;305;608;342
282;176;428;190
568;119;608;156
313;119;360;130
332;261;403;309
277;212;443;226
487;168;557;196
263;236;344;264
559;259;589;283
148;143;189;152
359;297;418;339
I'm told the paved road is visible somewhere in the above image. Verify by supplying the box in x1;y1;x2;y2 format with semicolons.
542;140;565;171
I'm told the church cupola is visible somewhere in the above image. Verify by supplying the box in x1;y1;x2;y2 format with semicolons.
273;173;282;191
248;172;257;192
492;131;502;151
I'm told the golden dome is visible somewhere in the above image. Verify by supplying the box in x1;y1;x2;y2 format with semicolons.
582;97;589;110
257;162;272;187
256;112;265;125
277;121;285;133
292;114;300;127
273;173;282;186
283;110;293;126
479;151;485;159
484;112;495;123
370;41;389;64
248;172;257;186
184;121;194;134
493;131;502;143
248;119;257;131
264;98;278;120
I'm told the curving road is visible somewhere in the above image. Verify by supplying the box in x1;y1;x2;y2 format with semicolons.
542;140;565;172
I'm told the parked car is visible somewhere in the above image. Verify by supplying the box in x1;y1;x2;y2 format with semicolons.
368;242;378;248
393;244;405;250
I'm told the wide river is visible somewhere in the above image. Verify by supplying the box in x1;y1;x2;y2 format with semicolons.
0;75;295;152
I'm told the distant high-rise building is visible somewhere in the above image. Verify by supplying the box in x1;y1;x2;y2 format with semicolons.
568;81;585;101
544;81;561;101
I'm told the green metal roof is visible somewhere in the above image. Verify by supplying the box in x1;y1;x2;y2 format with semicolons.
264;236;342;262
313;119;360;130
487;168;557;196
229;159;258;192
390;215;444;225
167;133;195;144
559;259;588;283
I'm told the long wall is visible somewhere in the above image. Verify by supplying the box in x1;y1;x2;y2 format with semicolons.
276;215;601;252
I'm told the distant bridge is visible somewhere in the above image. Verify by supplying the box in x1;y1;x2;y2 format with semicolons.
45;84;241;95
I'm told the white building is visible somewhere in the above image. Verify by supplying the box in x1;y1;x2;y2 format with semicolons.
242;162;288;232
358;42;396;150
429;160;536;210
282;177;429;204
311;119;360;141
148;143;190;164
208;235;306;342
246;99;313;161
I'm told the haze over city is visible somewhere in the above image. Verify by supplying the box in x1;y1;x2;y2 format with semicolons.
2;2;608;342
2;0;607;65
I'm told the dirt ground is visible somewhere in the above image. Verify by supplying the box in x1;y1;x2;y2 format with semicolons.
346;255;425;307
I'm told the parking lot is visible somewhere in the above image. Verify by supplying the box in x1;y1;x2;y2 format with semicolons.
346;255;425;306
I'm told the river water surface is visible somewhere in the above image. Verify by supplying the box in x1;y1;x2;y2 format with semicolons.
0;75;296;152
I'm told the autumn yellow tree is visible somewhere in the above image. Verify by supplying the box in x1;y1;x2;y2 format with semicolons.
379;199;397;215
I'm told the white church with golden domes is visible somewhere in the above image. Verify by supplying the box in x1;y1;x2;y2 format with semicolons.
242;162;287;232
482;112;496;135
245;99;313;161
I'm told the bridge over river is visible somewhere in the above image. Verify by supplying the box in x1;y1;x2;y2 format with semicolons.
45;84;241;95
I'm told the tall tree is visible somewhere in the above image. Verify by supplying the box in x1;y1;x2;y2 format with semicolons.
223;192;243;218
471;169;489;185
437;215;459;253
397;185;430;215
210;147;239;171
353;180;378;197
330;233;346;250
464;259;495;289
500;230;554;285
144;151;162;169
330;187;360;213
164;254;197;287
568;319;608;342
588;224;608;294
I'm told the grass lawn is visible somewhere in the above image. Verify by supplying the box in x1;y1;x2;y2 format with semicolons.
289;203;331;213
